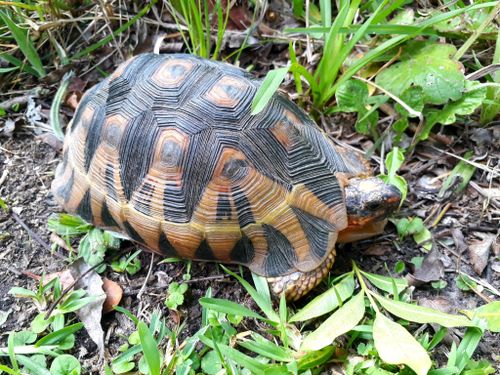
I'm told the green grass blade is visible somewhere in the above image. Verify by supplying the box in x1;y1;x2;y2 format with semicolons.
285;24;438;36
72;0;157;60
7;333;19;372
138;321;161;375
314;3;349;100
199;297;266;321
0;10;45;78
51;71;74;141
289;42;303;95
319;0;390;107
320;0;332;40
221;265;279;322
35;323;84;347
251;66;289;115
0;365;17;375
238;333;292;362
370;0;407;24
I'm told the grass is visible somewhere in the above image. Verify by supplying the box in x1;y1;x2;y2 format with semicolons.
1;0;499;374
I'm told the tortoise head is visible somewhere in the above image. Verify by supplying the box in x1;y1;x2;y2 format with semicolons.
338;177;401;243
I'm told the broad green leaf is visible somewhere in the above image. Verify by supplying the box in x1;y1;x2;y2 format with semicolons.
111;361;135;374
335;79;368;112
374;294;474;327
199;297;266;321
361;271;408;294
50;354;81;375
465;302;500;332
395;86;424;117
393;217;432;251
251;67;289;115
201;350;222;375
438;151;476;199
13;331;37;346
30;313;53;334
375;42;464;105
137;321;160;375
373;312;431;375
379;148;407;203
290;274;355;322
297;346;335;371
15;355;51;375
301;291;365;351
421;81;488;140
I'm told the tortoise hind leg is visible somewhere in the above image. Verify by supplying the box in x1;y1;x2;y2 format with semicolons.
267;249;336;301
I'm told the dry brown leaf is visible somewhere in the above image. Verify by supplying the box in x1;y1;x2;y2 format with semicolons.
70;259;105;358
468;232;496;275
407;248;444;286
102;278;123;314
363;244;392;256
24;269;75;290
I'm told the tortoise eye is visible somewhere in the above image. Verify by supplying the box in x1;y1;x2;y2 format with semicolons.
221;158;247;180
365;201;382;211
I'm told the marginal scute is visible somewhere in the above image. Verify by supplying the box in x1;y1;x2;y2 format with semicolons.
101;200;119;228
231;234;255;264
76;190;93;223
262;224;297;277
51;53;367;279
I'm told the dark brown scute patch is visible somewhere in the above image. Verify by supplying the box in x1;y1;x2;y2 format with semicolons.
133;182;154;216
162;183;189;223
293;208;334;260
158;232;177;257
232;186;255;227
76;190;93;223
304;176;343;210
119;111;158;201
101;201;119;228
57;170;74;203
105;164;118;201
262;224;297;277
123;221;144;243
83;106;105;172
216;194;232;221
195;239;216;261
230;234;254;264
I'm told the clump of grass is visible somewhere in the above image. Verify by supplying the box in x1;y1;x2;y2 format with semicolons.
165;0;231;60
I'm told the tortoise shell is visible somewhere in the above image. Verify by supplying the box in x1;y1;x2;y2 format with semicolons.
52;53;370;278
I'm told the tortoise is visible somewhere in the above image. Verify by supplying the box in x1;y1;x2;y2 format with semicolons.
51;53;401;300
